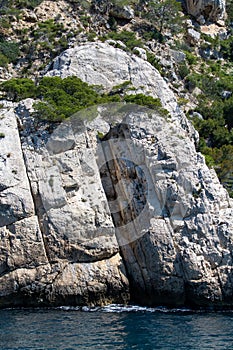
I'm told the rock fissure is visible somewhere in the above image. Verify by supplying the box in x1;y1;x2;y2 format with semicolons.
21;149;52;265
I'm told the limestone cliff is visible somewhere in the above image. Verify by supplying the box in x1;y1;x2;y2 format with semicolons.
0;43;233;309
0;99;129;307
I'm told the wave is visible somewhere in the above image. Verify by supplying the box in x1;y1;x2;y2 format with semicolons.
57;304;193;313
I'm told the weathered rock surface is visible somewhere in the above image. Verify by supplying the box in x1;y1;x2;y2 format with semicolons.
93;108;233;307
0;42;233;308
0;108;34;227
46;42;197;141
47;42;180;116
185;0;226;23
0;102;129;308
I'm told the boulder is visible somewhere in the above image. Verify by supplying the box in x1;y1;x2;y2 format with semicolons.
187;28;201;45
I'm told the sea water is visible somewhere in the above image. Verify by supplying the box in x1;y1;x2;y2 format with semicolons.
0;305;233;349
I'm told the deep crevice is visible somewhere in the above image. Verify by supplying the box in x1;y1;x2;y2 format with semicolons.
20;149;52;265
97;123;150;304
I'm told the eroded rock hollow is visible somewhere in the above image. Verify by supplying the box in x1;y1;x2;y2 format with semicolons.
184;0;226;22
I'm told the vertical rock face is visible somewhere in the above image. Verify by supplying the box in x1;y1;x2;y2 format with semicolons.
0;101;129;308
0;43;233;308
185;0;226;22
93;107;233;308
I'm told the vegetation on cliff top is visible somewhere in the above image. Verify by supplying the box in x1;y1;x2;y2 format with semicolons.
0;76;165;121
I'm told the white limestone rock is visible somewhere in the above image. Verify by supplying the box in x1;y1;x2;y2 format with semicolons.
46;42;197;141
87;105;233;308
0;99;130;308
187;28;201;44
0;107;34;226
0;42;233;309
47;43;179;115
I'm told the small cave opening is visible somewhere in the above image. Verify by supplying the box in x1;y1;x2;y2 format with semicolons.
202;5;213;20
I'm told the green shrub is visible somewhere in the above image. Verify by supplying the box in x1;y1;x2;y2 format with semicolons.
211;145;233;196
0;78;36;101
1;76;168;122
101;30;143;51
0;17;11;29
221;39;233;61
143;0;183;35
124;93;168;116
223;96;233;130
146;51;161;72
33;19;64;41
184;51;198;65
177;62;189;79
0;52;9;67
0;39;20;64
34;76;101;121
13;0;43;9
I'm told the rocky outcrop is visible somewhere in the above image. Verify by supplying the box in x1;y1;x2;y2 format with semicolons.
109;5;134;20
0;101;129;308
0;42;233;309
185;0;226;23
94;107;233;308
46;42;197;141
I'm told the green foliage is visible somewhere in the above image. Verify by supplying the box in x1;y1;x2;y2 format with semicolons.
0;52;9;67
226;0;233;25
139;24;163;43
35;79;168;121
223;96;233;130
0;17;11;29
0;37;19;64
194;116;232;148
32;77;120;121
220;36;233;61
201;144;233;196
145;0;184;34
124;93;168;116
187;49;233;196
0;0;42;11
13;0;43;8
101;30;143;51
177;62;189;79
0;78;36;101
109;81;132;95
1;76;168;122
184;51;198;66
33;19;64;41
146;51;161;72
192;78;233;195
34;76;102;121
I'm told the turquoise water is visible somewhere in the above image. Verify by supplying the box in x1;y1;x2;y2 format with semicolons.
1;305;233;349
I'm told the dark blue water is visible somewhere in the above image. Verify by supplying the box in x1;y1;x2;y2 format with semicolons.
0;305;233;350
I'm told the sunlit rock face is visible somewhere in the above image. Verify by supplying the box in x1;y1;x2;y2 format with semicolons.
0;43;233;309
